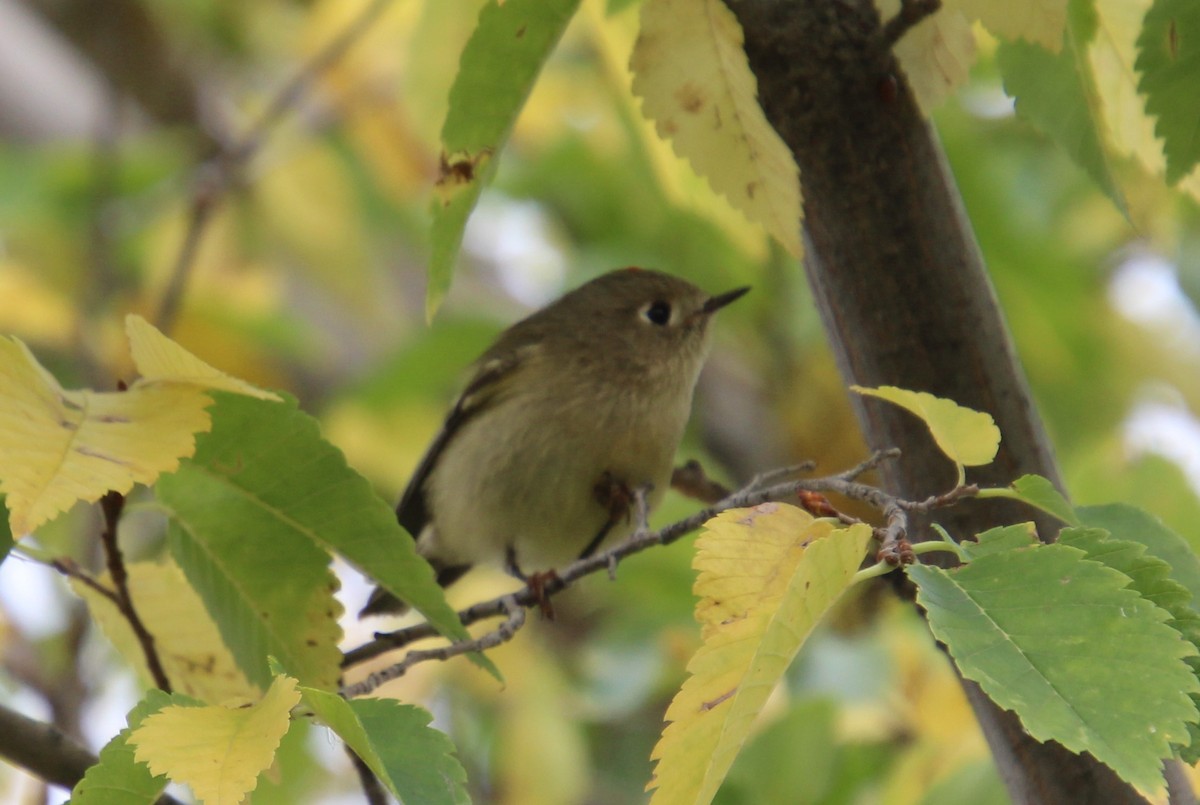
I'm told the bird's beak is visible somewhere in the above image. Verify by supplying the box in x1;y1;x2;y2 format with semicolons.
701;286;751;314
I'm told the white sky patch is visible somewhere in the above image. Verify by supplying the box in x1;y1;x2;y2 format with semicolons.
0;552;69;639
463;194;567;307
1108;252;1200;360
1107;253;1200;494
963;82;1015;120
1123;392;1200;493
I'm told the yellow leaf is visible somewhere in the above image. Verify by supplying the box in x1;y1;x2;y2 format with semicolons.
0;338;213;535
0;320;278;535
1085;0;1200;204
953;0;1067;51
70;560;258;705
879;0;976;113
131;674;301;805
631;0;802;256
648;504;872;805
126;316;279;401
852;385;1001;468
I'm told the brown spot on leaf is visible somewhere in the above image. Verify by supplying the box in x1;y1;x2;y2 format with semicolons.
746;181;757;200
675;82;706;114
701;689;735;711
436;149;493;188
516;24;527;39
74;445;129;465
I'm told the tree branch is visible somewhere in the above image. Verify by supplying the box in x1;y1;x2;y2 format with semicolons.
725;1;1160;801
0;702;183;804
153;0;397;332
341;451;976;694
97;492;172;693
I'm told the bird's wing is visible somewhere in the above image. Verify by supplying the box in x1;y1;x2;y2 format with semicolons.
395;344;535;538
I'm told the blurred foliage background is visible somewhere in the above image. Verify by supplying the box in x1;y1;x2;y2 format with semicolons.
1;0;1199;802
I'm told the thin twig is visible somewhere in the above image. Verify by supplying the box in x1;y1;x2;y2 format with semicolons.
741;460;818;492
343;451;922;673
49;558;119;606
881;0;942;47
833;447;900;481
899;484;979;512
98;492;172;693
153;0;397;333
342;596;526;698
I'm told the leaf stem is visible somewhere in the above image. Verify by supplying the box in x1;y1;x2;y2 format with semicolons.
974;487;1017;501
99;491;173;693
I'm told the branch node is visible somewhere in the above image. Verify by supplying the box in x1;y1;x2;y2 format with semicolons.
881;0;942;48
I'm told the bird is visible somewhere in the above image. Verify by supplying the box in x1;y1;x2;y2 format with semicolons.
360;267;748;617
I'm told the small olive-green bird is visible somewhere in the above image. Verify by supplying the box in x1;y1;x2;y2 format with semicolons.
360;268;748;616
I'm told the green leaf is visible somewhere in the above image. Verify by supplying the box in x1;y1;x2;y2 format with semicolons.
1008;474;1080;525
960;523;1038;560
1056;526;1200;761
1057;527;1194;614
1137;0;1200;183
157;393;469;690
1077;503;1200;611
427;0;582;317
908;543;1199;794
309;695;471;805
850;385;1000;468
996;0;1126;210
69;690;175;804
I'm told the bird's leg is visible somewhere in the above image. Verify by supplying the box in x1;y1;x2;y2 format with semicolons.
583;471;635;560
505;546;558;619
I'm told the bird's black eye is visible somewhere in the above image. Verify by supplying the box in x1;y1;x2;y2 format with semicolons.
644;300;672;325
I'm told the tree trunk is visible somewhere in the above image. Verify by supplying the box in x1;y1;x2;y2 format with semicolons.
726;1;1172;801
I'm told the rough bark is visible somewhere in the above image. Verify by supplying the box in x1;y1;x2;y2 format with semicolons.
726;1;1170;802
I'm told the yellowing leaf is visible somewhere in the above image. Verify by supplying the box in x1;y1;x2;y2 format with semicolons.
648;504;872;805
852;385;1000;469
70;560;258;705
0;338;213;535
1090;0;1160;168
131;674;301;805
631;0;802;256
126;316;279;401
954;0;1067;51
0;320;278;535
880;0;976;113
